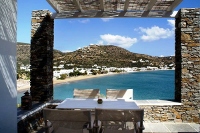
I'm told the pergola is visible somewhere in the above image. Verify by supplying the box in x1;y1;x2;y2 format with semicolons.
47;0;182;18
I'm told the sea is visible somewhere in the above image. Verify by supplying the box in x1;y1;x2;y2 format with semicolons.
17;70;175;104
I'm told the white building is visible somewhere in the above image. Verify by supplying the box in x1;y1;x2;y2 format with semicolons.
0;0;17;132
58;64;64;69
131;61;137;63
20;64;31;71
109;67;117;72
139;67;147;71
147;66;159;70
53;69;74;78
139;59;145;62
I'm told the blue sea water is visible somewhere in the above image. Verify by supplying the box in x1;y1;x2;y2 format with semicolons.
17;70;175;103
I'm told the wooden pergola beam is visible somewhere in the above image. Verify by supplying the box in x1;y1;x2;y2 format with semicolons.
141;0;157;17
46;0;59;13
73;0;83;12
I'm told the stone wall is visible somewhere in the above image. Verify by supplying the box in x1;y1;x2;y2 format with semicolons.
140;8;199;123
30;10;54;101
139;105;199;123
175;8;200;123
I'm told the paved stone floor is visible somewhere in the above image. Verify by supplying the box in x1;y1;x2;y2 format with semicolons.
143;122;199;133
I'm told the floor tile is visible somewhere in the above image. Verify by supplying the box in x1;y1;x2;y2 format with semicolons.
149;123;170;132
189;123;200;132
143;123;152;132
164;123;197;132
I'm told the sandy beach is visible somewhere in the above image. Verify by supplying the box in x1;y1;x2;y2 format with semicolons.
17;70;167;92
17;73;115;92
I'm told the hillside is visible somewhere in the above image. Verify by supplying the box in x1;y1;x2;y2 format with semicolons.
17;42;30;66
17;42;64;66
17;43;175;68
55;45;174;68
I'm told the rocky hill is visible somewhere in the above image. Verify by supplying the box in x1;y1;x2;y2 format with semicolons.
55;45;174;68
17;42;63;66
17;42;30;66
17;43;175;68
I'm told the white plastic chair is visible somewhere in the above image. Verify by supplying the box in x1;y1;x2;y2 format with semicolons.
106;89;133;99
73;89;100;99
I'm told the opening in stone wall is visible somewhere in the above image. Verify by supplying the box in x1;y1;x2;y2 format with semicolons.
51;18;176;101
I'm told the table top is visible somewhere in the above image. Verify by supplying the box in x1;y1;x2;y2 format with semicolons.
56;98;139;110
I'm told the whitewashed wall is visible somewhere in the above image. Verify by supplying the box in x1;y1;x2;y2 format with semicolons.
0;0;17;132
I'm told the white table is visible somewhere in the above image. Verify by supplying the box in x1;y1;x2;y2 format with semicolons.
56;98;139;110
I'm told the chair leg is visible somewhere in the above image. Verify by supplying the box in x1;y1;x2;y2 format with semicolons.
93;120;99;133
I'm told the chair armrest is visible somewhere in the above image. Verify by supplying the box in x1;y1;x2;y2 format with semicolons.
137;122;145;130
93;120;101;129
45;120;54;133
87;127;93;133
93;125;99;129
135;122;145;133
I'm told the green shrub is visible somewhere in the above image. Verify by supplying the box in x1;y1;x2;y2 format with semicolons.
59;74;67;80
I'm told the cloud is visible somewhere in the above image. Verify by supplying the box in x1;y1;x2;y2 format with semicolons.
101;18;114;22
99;34;137;48
78;19;90;23
96;40;104;45
67;19;75;23
67;19;90;23
77;47;82;50
137;26;174;42
167;19;175;29
62;50;72;53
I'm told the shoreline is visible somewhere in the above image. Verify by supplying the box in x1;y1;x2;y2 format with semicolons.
17;69;173;93
17;73;116;92
52;73;116;86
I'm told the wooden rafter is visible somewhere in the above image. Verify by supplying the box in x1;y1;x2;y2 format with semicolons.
73;0;83;12
141;0;157;17
46;0;59;13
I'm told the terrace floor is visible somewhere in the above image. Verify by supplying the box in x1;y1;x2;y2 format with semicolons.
26;122;200;133
30;122;200;133
18;100;200;133
143;122;199;133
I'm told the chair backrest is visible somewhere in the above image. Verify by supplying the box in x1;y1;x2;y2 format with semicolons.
106;89;133;99
73;88;100;99
43;108;91;133
95;108;144;132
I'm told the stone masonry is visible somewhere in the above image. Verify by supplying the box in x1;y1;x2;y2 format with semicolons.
175;8;200;122
30;10;54;101
139;8;200;123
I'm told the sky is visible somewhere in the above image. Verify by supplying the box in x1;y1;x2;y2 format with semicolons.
17;0;200;57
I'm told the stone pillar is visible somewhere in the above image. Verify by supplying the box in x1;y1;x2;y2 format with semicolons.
175;10;182;102
175;8;200;122
30;10;54;102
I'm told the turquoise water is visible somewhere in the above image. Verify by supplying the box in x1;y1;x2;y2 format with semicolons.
17;70;175;103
